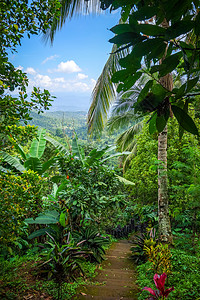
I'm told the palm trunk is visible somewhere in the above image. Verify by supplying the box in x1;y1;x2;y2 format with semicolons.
158;125;172;243
158;19;173;244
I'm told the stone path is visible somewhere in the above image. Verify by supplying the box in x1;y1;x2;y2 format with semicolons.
73;239;139;300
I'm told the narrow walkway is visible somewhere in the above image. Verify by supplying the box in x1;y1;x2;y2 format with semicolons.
73;239;139;300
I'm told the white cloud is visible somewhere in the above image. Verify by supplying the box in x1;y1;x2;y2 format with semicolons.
42;55;59;64
56;60;81;73
25;66;94;94
16;65;23;71
25;67;36;75
35;74;52;88
77;73;88;80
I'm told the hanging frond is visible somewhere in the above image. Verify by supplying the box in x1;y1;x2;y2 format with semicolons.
88;44;129;135
123;145;137;173
45;0;102;43
108;111;137;133
116;122;143;152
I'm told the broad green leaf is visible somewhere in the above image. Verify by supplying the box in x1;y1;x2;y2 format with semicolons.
59;212;66;227
72;132;85;163
159;52;182;77
116;175;135;186
110;24;133;34
28;228;54;239
25;216;58;224
29;128;46;159
0;151;25;173
137;24;166;36
119;54;141;69
194;12;200;35
109;32;143;46
130;6;158;21
24;157;42;174
149;112;157;134
137;80;153;103
174;77;199;99
111;69;129;83
171;105;199;136
186;76;199;93
42;157;56;174
165;20;194;40
156;115;167;133
25;211;59;225
132;38;166;58
45;135;69;154
101;151;131;162
120;72;142;92
8;137;26;160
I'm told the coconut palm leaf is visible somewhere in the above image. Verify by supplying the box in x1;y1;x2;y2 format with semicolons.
116;122;143;152
108;111;138;133
0;151;25;173
88;44;128;135
45;0;101;43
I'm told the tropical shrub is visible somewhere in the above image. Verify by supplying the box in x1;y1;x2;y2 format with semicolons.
130;229;157;264
144;243;172;276
73;226;110;263
55;153;129;230
0;170;47;256
142;273;174;299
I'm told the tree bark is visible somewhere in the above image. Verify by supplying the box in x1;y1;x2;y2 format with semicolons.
158;19;173;244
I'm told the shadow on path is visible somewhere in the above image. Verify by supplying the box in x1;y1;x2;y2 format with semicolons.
73;239;139;300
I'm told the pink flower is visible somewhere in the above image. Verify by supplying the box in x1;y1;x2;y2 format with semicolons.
142;273;174;299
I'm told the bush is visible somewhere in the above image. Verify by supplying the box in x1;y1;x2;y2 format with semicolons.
0;170;47;256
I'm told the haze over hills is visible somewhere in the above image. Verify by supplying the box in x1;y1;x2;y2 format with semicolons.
48;93;91;112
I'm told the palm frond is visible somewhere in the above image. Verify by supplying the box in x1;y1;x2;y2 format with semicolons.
88;44;128;135
45;0;102;43
108;111;137;133
116;122;143;152
123;145;137;173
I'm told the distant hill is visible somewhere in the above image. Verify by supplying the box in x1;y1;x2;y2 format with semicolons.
26;111;122;152
27;111;87;139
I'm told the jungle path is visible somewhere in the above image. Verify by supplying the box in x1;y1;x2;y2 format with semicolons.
73;239;139;300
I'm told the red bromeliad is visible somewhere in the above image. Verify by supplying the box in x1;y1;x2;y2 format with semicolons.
142;273;174;299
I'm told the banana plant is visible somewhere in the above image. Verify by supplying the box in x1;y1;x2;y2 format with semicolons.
0;129;56;175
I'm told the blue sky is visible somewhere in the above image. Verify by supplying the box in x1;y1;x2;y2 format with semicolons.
11;11;120;111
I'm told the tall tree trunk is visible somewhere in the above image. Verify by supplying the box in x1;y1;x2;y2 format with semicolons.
158;19;173;244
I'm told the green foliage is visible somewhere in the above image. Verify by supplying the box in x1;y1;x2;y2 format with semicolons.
130;229;157;264
101;0;200;135
124;115;200;231
0;0;61;146
144;243;172;275
1;129;57;175
137;236;200;300
55;150;128;230
73;227;110;263
0;170;47;256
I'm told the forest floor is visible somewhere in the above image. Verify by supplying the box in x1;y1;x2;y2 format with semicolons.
73;239;139;300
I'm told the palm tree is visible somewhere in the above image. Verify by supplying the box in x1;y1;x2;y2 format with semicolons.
44;1;173;243
45;0;102;42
